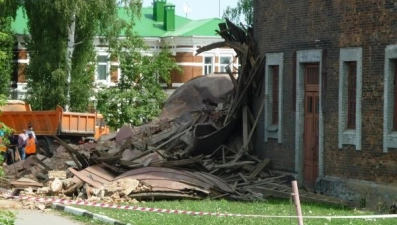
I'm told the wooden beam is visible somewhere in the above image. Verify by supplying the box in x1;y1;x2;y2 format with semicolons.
242;106;249;148
52;135;83;169
247;158;271;180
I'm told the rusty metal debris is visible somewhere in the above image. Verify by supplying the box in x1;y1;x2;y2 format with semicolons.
0;19;347;207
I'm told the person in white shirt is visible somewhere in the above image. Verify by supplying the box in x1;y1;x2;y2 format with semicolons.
25;125;36;139
18;131;27;160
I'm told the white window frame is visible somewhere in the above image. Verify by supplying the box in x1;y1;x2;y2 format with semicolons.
203;55;214;75
96;53;110;83
219;55;233;73
338;47;363;150
383;45;397;152
264;53;283;143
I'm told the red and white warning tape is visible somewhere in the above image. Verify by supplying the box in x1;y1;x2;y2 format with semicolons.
6;195;397;219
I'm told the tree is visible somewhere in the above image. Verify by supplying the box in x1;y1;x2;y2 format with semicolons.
223;0;253;26
4;0;141;111
96;27;181;129
0;0;14;96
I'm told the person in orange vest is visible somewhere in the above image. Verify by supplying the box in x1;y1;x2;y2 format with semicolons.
25;131;37;158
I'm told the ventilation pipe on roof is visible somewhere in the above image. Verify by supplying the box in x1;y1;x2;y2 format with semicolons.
164;3;175;31
153;0;166;22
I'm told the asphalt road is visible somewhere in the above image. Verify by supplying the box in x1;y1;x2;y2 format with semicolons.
15;210;83;225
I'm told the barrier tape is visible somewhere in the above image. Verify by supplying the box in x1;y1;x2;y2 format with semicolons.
6;195;397;219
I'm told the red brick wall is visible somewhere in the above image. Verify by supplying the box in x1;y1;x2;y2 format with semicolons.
17;63;27;83
12;49;28;83
253;0;397;183
172;52;204;83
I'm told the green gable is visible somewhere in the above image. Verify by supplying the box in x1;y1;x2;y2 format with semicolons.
11;7;223;38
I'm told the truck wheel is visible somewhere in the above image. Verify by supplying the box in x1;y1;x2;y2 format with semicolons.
37;139;52;158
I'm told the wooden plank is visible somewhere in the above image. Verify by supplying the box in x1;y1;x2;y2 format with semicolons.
225;65;238;89
68;167;109;189
148;126;179;145
233;94;267;162
84;165;116;182
143;158;153;167
213;161;255;169
248;186;347;206
52;135;85;169
242;106;249;148
31;156;52;171
224;55;266;125
129;128;192;162
238;173;249;183
237;175;287;187
247;158;271;180
196;41;226;55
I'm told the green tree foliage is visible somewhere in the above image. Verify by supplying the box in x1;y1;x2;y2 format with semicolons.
223;0;253;26
0;210;15;225
0;94;14;145
0;0;14;96
96;28;181;129
4;0;141;111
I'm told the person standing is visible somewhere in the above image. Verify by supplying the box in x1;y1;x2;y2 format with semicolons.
25;131;37;158
18;130;27;160
26;125;36;139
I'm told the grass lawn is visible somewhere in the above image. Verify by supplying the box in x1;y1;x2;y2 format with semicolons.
70;198;397;225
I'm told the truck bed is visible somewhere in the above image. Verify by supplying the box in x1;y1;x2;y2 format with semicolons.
0;105;96;136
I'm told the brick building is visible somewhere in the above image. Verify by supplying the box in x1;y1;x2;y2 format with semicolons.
10;0;237;99
253;0;397;206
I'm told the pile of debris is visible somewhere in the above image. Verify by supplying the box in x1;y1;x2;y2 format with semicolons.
1;19;346;206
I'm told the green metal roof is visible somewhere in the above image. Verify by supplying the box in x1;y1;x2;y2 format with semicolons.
11;7;223;38
11;8;27;35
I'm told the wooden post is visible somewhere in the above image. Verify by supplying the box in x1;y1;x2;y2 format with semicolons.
291;180;304;225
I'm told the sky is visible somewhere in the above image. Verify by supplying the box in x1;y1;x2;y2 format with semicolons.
142;0;240;20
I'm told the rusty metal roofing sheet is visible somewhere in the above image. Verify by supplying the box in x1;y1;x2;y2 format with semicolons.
115;167;234;195
69;165;116;189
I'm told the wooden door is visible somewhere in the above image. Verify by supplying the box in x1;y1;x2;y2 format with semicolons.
303;64;320;188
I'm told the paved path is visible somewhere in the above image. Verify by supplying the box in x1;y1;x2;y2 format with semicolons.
15;210;83;225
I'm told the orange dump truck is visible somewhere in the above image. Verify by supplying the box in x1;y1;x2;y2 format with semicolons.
0;100;109;156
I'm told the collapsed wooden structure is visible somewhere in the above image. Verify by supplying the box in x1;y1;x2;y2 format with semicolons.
2;19;346;206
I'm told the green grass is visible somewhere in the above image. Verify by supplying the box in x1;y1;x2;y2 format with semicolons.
0;210;15;225
69;198;397;225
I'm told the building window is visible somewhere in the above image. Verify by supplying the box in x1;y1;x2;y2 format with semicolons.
272;66;279;125
203;56;213;75
219;56;232;73
347;62;357;129
338;48;362;150
97;55;108;81
383;45;397;152
264;53;283;143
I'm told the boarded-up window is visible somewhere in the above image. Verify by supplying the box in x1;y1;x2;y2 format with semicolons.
347;62;357;129
272;66;279;125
